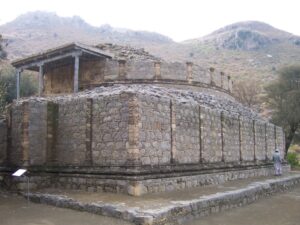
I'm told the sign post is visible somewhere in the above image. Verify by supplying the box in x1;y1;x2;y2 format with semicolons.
12;169;29;205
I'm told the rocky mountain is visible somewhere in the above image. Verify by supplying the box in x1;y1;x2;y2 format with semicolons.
173;21;300;83
0;11;174;59
1;12;300;85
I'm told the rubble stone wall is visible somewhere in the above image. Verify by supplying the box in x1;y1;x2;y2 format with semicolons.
266;124;276;160
0;119;7;164
173;102;200;164
56;99;87;165
138;94;171;165
10;104;24;166
92;95;129;166
276;126;285;158
7;91;283;168
201;107;223;163
222;112;240;162
240;117;255;161
28;101;47;165
255;121;267;161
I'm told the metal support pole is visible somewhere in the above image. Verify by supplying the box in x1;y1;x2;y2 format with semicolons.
38;64;44;96
74;55;80;93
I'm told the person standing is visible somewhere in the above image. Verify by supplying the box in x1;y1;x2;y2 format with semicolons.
273;149;282;176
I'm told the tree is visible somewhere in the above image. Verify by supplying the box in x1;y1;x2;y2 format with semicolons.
265;65;300;155
233;78;262;108
0;34;7;59
0;63;38;106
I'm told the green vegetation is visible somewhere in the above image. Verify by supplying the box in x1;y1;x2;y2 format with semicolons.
286;152;299;168
0;63;38;115
265;65;300;155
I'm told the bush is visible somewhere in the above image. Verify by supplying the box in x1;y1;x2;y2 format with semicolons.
0;63;37;104
287;152;299;168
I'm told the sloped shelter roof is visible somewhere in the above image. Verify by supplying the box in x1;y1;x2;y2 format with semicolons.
12;42;113;71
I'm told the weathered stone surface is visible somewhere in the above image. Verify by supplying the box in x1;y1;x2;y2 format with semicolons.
138;94;171;165
255;120;267;161
201;107;222;163
240;117;255;161
174;102;200;163
266;123;276;160
25;173;300;225
0;119;7;164
222;112;240;162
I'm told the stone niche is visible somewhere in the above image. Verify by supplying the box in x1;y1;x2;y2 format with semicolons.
1;85;288;196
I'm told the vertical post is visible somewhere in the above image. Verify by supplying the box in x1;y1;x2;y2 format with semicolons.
209;67;215;85
227;76;231;92
220;72;224;88
118;59;126;78
186;62;193;83
220;111;225;162
74;55;80;93
154;61;161;79
38;64;44;96
16;69;21;100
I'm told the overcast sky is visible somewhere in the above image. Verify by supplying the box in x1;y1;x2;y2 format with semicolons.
0;0;299;41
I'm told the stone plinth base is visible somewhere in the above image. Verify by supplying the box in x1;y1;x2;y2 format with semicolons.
0;163;290;196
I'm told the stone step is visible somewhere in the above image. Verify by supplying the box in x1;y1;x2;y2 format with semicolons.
25;172;300;225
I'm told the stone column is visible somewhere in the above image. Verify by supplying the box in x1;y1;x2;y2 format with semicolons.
198;106;203;163
220;111;225;162
253;120;257;161
127;94;140;165
170;100;176;164
220;72;225;88
74;55;80;93
209;67;215;85
46;102;59;164
227;76;231;92
154;61;161;79
38;64;44;96
85;98;93;165
238;115;242;161
118;59;126;78
186;62;193;83
21;102;29;166
16;69;22;100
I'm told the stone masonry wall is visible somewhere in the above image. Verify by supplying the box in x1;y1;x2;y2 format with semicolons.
266;123;276;160
173;102;200;164
56;99;87;165
201;107;223;163
10;103;24;166
92;94;129;166
222;112;240;162
28;101;47;165
276;126;285;158
138;94;171;165
255;121;267;161
0;119;7;165
7;88;285;169
240;117;255;161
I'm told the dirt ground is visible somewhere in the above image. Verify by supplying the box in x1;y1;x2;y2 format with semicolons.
187;185;300;225
0;191;132;225
1;176;300;225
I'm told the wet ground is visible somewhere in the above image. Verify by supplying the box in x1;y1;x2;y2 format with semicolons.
187;186;300;225
0;191;131;225
1;173;300;225
39;173;299;210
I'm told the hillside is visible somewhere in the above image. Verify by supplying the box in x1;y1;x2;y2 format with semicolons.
0;11;174;59
1;12;300;85
175;21;300;83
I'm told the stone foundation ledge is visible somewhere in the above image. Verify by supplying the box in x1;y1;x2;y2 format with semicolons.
25;173;300;225
1;164;290;196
